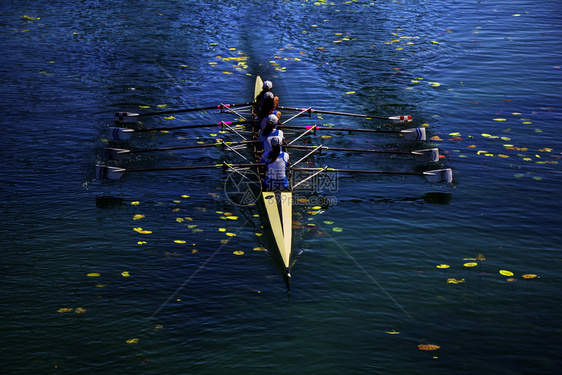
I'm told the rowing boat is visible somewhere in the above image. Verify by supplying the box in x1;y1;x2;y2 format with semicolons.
97;76;454;291
251;76;293;291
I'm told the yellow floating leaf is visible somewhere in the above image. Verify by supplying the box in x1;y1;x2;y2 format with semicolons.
223;72;233;75
464;262;478;267
58;308;73;313
126;338;139;344
181;195;190;198
253;247;266;251
501;137;511;141
386;330;400;335
467;145;477;148
176;218;185;223
21;15;41;20
512;112;521;115
155;325;163;330
174;240;186;244
233;250;244;255
226;216;239;220
418;344;440;351
436;264;450;269
345;91;355;94
447;278;465;284
95;284;107;288
131;201;140;206
498;154;509;158
333;227;343;232
312;206;322;210
522;274;537;279
157;104;167;108
133;214;145;220
429;82;441;87
477;150;489;155
137;241;146;245
87;273;101;277
75;307;87;314
449;132;461;136
430;136;443;141
431;41;439;44
139;105;150;109
499;270;514;277
255;233;262;237
226;233;236;237
476;254;486;261
493;118;506;121
507;278;517;282
218;228;226;232
121;271;130;277
323;221;334;225
512;14;521;16
191;249;199;254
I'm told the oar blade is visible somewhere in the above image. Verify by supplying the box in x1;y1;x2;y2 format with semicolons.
114;112;139;123
95;165;126;180
108;127;134;141
423;168;453;183
412;148;440;163
401;127;426;141
103;148;130;161
388;115;413;123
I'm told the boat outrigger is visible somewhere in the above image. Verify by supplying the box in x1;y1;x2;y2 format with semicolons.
96;75;453;291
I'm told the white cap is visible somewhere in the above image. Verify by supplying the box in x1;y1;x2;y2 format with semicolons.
267;114;278;125
264;91;274;99
263;81;273;90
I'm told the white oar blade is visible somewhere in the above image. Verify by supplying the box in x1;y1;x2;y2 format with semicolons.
103;148;130;161
423;168;453;183
114;112;139;123
95;165;126;180
401;127;426;141
412;148;439;162
388;115;413;123
108;127;134;141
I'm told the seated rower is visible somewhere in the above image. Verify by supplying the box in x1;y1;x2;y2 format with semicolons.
255;80;280;118
258;91;282;123
259;114;285;156
260;137;290;191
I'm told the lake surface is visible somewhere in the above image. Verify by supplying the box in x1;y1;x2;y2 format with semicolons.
1;0;561;374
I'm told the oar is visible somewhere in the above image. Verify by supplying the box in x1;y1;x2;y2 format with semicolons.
278;124;426;141
286;145;439;162
108;120;250;141
277;106;412;123
114;102;255;122
292;167;453;183
95;162;265;180
103;140;260;161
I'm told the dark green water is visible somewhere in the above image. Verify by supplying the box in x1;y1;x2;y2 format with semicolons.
1;1;561;374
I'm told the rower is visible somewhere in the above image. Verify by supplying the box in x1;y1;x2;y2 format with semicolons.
255;80;280;121
259;114;285;155
260;137;290;191
258;91;282;122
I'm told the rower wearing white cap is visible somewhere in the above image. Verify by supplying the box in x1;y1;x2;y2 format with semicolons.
260;137;290;190
255;80;281;121
259;114;285;156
